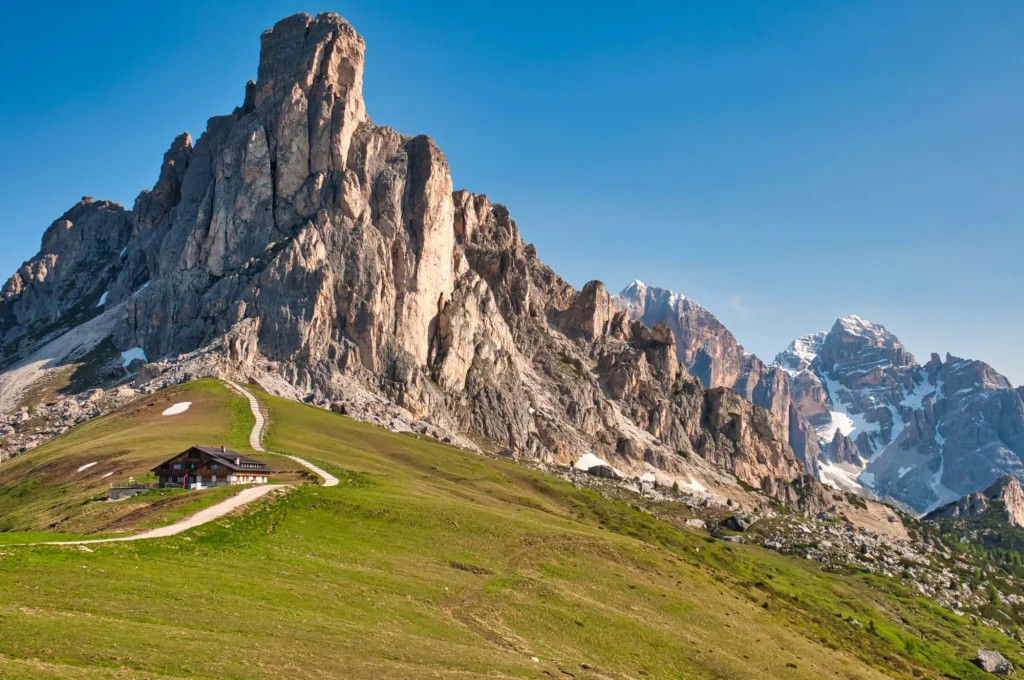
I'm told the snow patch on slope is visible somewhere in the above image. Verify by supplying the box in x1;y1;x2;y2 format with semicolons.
162;402;192;416
923;431;960;514
817;461;868;494
817;372;878;444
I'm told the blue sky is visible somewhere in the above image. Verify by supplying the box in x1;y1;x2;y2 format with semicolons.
1;1;1021;383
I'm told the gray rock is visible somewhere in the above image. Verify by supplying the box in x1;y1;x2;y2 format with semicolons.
613;281;826;469
0;11;823;510
976;649;1014;675
134;363;165;387
723;513;753;532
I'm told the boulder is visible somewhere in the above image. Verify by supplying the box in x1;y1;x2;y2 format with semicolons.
723;513;753;532
134;362;164;387
586;464;622;480
976;649;1014;675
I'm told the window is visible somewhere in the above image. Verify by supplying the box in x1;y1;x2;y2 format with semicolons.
173;463;181;470
211;464;220;470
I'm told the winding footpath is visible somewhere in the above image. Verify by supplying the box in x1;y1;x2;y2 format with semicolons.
32;484;286;545
223;380;339;487
21;380;336;547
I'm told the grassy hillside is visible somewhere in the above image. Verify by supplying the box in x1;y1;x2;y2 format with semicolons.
0;380;269;535
0;382;1017;678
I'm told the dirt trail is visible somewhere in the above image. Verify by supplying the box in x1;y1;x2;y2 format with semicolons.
31;484;287;545
223;379;339;487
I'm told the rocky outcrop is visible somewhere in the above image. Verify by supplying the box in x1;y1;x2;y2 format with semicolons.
925;475;1024;528
780;316;1024;513
976;649;1015;675
0;12;818;502
613;281;826;469
1;199;131;357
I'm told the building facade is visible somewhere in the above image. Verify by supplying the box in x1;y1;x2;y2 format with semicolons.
152;446;273;488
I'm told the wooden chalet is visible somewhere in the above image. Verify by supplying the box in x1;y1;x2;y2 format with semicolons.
152;445;273;488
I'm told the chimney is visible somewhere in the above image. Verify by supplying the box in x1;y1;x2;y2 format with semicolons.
221;445;226;452
235;457;241;465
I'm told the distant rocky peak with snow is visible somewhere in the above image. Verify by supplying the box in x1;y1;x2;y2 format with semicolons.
775;331;826;376
618;279;648;301
777;317;1024;514
818;315;916;373
614;281;690;326
612;281;827;469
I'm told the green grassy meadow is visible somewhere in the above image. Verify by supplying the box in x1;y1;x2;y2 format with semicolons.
0;380;285;536
0;381;1016;678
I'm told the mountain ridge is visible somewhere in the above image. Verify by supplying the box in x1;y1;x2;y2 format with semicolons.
777;315;1024;513
610;278;1024;514
611;279;828;471
1;12;835;514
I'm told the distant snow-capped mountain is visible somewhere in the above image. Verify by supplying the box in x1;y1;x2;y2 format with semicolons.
776;316;1024;513
613;279;1024;514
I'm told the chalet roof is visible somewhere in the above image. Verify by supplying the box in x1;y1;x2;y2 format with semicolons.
151;446;273;473
193;446;267;467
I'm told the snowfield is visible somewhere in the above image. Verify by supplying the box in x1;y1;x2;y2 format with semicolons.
162;402;192;416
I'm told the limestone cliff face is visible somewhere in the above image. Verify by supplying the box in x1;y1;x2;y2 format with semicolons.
1;199;131;358
613;281;825;469
0;12;809;497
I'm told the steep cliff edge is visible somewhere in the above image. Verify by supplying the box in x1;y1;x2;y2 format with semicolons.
613;281;830;470
1;12;817;501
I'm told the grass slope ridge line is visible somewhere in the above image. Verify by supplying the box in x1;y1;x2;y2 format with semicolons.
223;379;339;487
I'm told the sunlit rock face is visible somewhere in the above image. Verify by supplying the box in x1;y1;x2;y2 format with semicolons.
0;12;815;502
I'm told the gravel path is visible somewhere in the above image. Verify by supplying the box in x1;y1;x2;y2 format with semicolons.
31;484;287;545
223;380;339;487
16;379;337;547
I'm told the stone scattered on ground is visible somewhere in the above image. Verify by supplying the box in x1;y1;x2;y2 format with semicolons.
976;649;1015;675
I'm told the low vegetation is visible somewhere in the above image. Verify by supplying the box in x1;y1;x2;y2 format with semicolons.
0;380;258;534
0;382;1017;678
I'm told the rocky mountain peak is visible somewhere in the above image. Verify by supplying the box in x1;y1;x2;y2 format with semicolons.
252;12;369;216
0;11;827;508
1;198;131;348
775;331;826;376
610;282;828;470
776;312;1024;513
620;280;648;298
819;315;915;371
